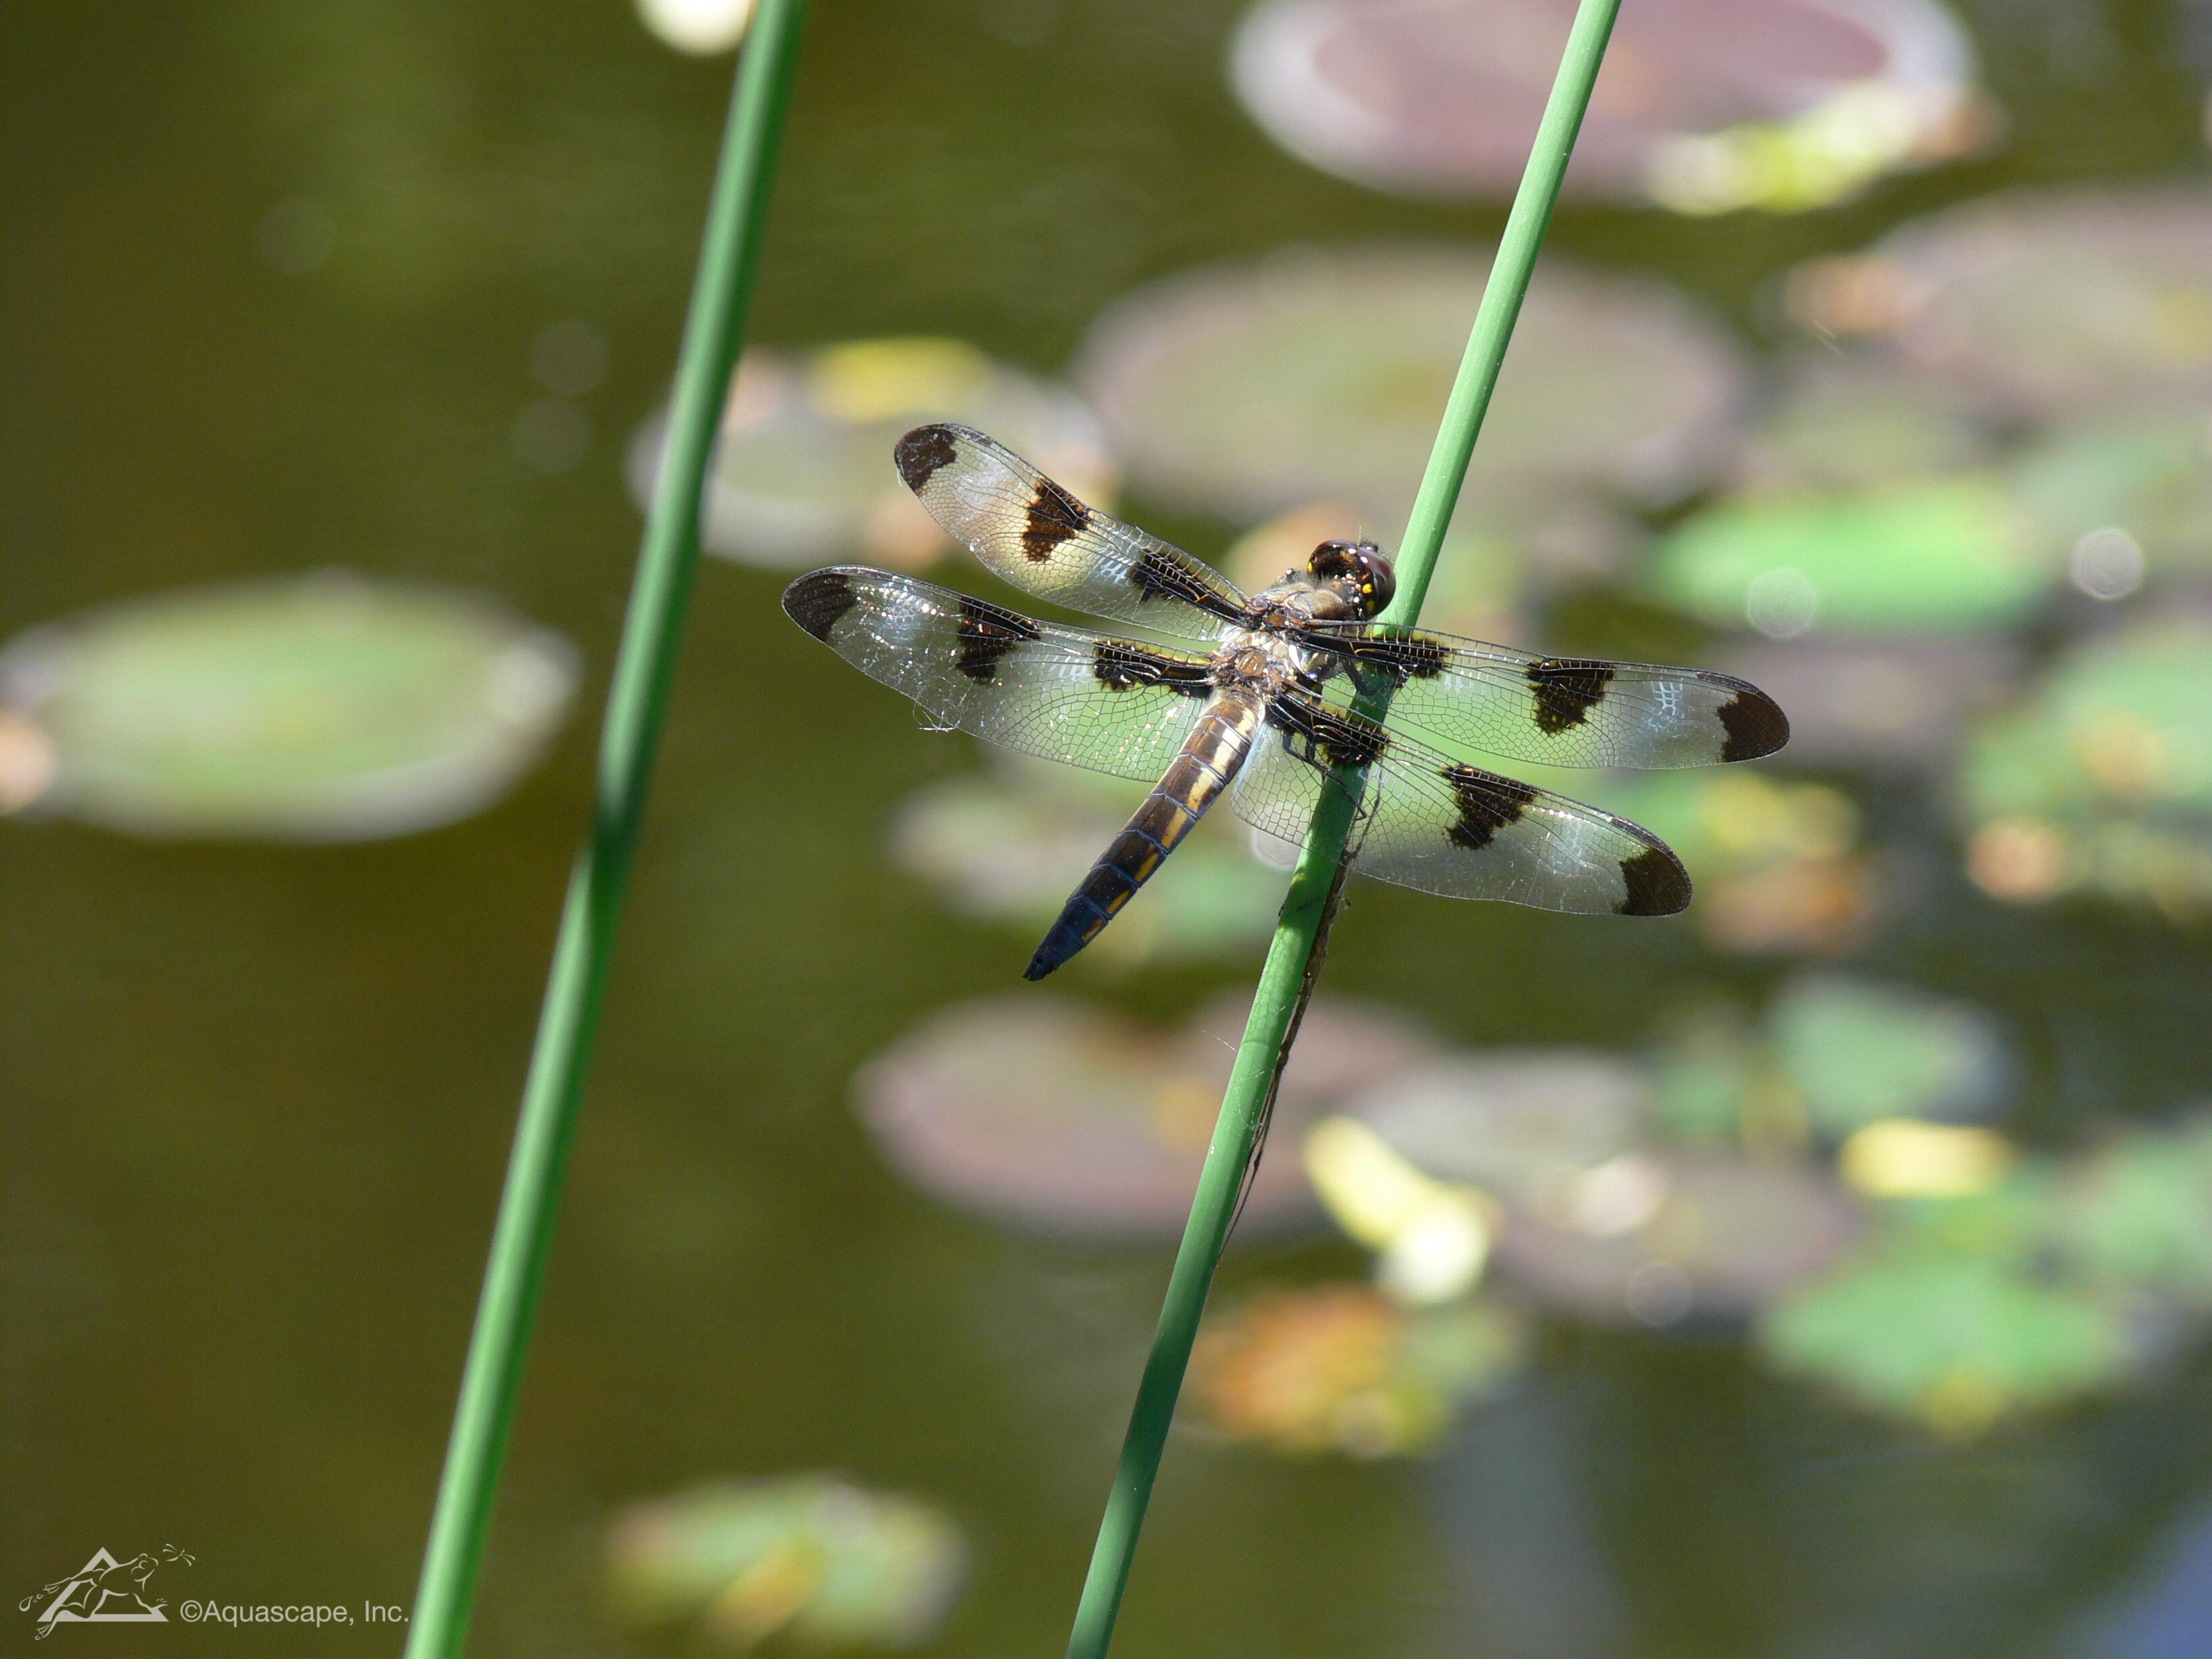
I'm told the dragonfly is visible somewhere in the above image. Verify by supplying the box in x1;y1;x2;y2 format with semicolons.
783;422;1788;980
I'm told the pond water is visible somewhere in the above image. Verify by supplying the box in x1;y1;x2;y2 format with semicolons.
8;1;2212;1656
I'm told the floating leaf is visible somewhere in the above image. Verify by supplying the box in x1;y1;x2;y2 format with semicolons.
1352;1051;1652;1202
2006;405;2212;583
629;337;1112;569
2052;1112;2212;1310
1076;244;1746;527
605;1475;964;1650
1732;354;1999;493
0;572;576;840
1767;972;2007;1134
1188;1283;1525;1456
1492;1154;1862;1326
1761;1245;2133;1437
1789;187;2212;418
1647;476;2055;636
855;994;1433;1239
1230;0;1986;213
1959;619;2212;915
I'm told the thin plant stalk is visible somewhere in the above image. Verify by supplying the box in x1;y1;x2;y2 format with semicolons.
1061;1;1624;1651
403;9;807;1656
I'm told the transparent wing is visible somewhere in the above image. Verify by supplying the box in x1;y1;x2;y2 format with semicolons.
895;422;1246;639
1300;623;1789;769
783;567;1215;783
1229;692;1693;916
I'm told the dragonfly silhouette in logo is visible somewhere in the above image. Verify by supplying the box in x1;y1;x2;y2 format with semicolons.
783;423;1789;980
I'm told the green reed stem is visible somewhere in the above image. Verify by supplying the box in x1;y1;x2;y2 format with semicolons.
404;9;806;1656
1062;1;1622;1651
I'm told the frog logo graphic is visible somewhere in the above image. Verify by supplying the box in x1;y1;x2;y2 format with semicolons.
18;1545;193;1639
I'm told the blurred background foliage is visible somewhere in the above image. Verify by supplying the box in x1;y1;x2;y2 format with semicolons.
8;0;2212;1655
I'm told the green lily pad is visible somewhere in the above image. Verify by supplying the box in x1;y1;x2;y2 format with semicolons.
605;1475;965;1650
1767;972;2007;1135
1760;1244;2133;1435
855;994;1433;1239
0;573;576;840
1189;1283;1525;1458
629;337;1113;569
2053;1111;2212;1310
1957;619;2212;914
1647;476;2055;636
1961;620;2212;824
2007;405;2212;583
1076;244;1746;528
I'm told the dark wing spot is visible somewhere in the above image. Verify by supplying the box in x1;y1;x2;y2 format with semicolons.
954;598;1042;684
1616;846;1692;916
1713;682;1791;762
1441;764;1537;851
1527;658;1616;736
1021;477;1090;562
1094;640;1214;695
895;425;960;493
1269;697;1389;770
782;570;858;642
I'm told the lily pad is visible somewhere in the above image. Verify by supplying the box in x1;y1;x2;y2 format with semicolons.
1231;0;1985;213
853;994;1434;1239
887;754;1286;969
1647;476;2056;636
1351;1051;1651;1204
1761;1244;2134;1437
629;337;1112;569
1187;1282;1525;1456
1959;619;2212;914
605;1475;965;1650
2005;405;2212;586
0;572;577;840
1767;972;2007;1135
1491;1153;1862;1326
1076;243;1747;528
1732;354;1999;493
2051;1111;2212;1310
1790;187;2212;419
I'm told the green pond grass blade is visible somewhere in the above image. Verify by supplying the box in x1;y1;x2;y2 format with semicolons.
1062;0;1624;1652
404;8;808;1656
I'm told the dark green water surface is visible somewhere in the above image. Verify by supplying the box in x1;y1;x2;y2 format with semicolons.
7;1;2212;1654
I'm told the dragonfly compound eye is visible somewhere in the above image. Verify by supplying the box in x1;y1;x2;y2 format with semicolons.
1309;539;1396;617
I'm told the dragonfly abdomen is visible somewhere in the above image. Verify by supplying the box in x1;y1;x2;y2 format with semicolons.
1023;693;1263;980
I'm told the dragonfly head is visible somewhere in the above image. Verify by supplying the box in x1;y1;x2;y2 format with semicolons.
1309;539;1396;619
